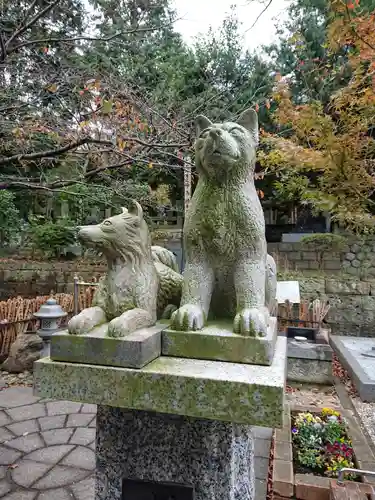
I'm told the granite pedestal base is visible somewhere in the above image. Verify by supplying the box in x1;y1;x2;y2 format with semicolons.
96;406;254;500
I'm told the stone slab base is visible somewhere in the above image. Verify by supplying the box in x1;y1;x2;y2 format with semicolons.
50;324;163;369
330;336;375;402
162;317;277;365
287;339;332;384
95;406;254;500
34;336;287;427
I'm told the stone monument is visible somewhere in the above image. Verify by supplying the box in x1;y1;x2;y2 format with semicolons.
34;109;286;500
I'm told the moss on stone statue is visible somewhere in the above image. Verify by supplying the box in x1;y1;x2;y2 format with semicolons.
35;336;287;427
163;318;277;366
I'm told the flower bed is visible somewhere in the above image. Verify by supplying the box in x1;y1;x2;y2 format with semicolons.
292;408;357;480
272;404;375;500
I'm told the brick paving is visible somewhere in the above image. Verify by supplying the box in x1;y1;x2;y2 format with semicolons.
0;387;95;500
0;386;271;500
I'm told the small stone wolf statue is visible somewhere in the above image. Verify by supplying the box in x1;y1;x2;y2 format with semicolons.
68;201;182;338
171;109;277;337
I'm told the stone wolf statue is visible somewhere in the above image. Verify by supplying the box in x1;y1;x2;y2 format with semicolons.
171;109;277;337
68;202;182;338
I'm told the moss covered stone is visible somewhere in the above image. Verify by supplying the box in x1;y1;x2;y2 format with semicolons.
163;317;277;365
50;324;162;369
34;336;287;427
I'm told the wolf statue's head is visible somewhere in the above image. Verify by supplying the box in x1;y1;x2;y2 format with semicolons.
194;108;258;182
78;201;151;266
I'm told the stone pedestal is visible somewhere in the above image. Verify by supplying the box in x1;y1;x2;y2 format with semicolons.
96;406;254;500
34;328;287;500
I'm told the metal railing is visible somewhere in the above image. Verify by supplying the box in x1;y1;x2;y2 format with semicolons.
337;467;375;485
73;275;99;316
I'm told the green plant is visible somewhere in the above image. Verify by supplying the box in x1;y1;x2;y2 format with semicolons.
292;408;357;479
300;233;347;269
297;449;322;469
0;191;21;246
30;218;76;258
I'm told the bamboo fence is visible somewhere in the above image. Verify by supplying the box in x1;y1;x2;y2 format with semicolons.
0;288;95;358
278;298;330;331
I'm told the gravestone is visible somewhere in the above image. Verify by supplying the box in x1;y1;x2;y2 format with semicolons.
34;109;286;500
330;336;375;401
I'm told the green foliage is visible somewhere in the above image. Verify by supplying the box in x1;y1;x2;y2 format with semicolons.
0;191;21;246
300;233;346;269
300;233;346;251
29;218;76;258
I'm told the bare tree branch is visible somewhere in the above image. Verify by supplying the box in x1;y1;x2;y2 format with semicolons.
5;0;61;50
244;0;273;33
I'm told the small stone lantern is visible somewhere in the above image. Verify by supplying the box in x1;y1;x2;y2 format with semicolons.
34;298;67;342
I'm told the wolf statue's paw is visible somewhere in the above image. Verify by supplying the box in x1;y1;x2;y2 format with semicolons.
233;307;268;337
68;307;106;335
161;304;178;320
170;304;205;331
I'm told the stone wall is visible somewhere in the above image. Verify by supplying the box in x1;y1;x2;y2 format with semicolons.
0;261;106;300
269;237;375;278
296;277;375;336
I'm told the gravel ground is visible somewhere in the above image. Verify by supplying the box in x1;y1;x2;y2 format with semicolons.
0;370;33;388
351;396;375;447
286;383;340;408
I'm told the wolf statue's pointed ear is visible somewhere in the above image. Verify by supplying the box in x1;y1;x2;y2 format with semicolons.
128;200;143;219
121;207;128;214
237;108;259;146
195;115;212;137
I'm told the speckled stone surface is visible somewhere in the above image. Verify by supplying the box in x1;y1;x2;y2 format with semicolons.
163;317;277;365
330;335;375;401
50;324;162;368
34;336;287;427
95;406;254;500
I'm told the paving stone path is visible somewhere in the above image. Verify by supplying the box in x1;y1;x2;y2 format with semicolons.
0;387;95;500
0;386;271;500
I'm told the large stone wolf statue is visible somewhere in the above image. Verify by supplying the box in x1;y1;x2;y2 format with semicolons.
171;109;277;337
68;202;182;338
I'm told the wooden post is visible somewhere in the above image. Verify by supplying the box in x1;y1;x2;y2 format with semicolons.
183;156;192;214
182;156;192;271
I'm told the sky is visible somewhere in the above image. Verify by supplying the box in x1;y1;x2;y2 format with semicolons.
172;0;290;51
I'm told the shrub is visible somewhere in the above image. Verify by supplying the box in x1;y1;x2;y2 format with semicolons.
0;191;21;246
30;218;76;258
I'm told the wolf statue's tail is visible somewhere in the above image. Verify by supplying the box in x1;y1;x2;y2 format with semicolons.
151;245;180;273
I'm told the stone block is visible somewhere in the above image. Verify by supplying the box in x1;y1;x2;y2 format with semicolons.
274;440;292;462
96;406;255;500
288;358;332;384
295;474;330;500
50;324;163;369
330;336;375;401
308;261;319;270
299;278;325;296
346;252;356;261
325;279;370;296
296;261;310;270
162;317;277;365
288;251;302;261
288;340;332;361
323;260;342;271
287;340;332;384
273;460;293;498
279;243;294;252
351;243;361;253
34;336;287;427
302;251;317;261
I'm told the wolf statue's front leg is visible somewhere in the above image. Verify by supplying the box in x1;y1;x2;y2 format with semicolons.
68;306;107;335
107;308;154;338
170;253;214;331
233;252;269;337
